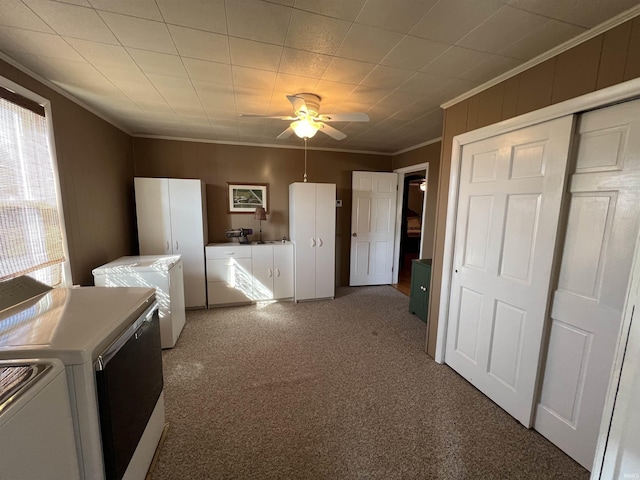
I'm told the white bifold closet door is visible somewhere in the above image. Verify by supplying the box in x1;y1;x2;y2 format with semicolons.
445;116;574;427
535;98;640;470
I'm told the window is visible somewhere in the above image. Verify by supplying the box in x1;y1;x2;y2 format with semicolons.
0;82;68;285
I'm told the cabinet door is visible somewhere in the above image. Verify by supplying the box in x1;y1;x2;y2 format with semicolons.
252;245;274;300
207;257;253;305
167;262;186;348
135;178;172;255
168;179;207;308
409;261;429;322
315;183;336;299
273;244;294;300
291;183;317;301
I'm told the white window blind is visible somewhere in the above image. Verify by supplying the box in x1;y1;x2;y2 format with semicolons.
0;87;65;284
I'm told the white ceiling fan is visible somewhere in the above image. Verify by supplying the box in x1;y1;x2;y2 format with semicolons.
240;93;370;140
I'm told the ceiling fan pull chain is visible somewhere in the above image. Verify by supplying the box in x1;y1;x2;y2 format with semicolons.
304;137;308;183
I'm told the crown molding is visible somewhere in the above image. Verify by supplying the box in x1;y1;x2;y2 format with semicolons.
392;136;442;156
441;5;640;109
0;51;131;135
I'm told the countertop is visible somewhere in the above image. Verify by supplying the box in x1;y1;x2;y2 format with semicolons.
207;241;291;247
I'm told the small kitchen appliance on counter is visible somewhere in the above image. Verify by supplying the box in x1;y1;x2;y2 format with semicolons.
225;228;253;244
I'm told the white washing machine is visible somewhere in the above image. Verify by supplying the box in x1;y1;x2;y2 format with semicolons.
0;358;80;479
93;255;186;348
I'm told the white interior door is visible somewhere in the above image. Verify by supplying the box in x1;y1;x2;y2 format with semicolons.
350;171;398;286
535;99;640;470
445;116;574;427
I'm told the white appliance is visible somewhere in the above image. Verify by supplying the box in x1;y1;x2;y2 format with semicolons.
93;255;186;349
0;358;80;480
0;277;165;480
289;182;336;301
134;177;208;308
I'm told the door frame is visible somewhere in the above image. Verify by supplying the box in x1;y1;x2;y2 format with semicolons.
435;76;640;364
592;228;640;477
392;162;429;284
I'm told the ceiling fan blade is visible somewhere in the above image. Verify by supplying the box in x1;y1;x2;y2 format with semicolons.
317;112;370;122
318;123;347;140
277;127;295;139
287;95;308;115
239;114;297;120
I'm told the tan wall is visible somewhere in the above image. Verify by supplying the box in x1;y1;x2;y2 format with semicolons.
392;141;441;260
428;17;640;356
132;138;391;286
0;59;135;286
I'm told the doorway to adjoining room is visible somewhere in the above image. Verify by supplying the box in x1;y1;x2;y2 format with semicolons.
394;172;426;296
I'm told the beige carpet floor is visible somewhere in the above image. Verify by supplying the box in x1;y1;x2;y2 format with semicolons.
151;286;589;479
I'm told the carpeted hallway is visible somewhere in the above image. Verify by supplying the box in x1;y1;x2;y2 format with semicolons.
151;286;588;479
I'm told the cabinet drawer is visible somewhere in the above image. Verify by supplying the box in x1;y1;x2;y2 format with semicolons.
208;281;252;306
206;245;251;260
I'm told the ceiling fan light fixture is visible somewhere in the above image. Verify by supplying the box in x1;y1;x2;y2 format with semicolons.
291;118;319;139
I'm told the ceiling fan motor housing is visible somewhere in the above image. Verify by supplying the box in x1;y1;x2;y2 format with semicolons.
295;93;321;117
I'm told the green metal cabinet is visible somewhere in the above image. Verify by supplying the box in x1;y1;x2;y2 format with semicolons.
409;259;431;323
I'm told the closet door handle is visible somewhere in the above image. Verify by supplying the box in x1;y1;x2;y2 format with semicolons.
166;241;170;251
269;268;273;278
311;238;316;247
175;241;179;250
318;238;323;247
276;268;280;277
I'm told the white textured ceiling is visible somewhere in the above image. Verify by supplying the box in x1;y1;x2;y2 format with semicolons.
0;0;638;153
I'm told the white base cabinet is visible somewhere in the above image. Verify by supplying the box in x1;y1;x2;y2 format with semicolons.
206;242;293;306
206;244;253;306
252;243;294;301
134;177;208;309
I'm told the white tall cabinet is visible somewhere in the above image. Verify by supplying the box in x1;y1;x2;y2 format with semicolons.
134;177;208;308
289;182;336;301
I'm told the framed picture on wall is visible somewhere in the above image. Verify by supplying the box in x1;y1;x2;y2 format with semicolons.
227;183;269;213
